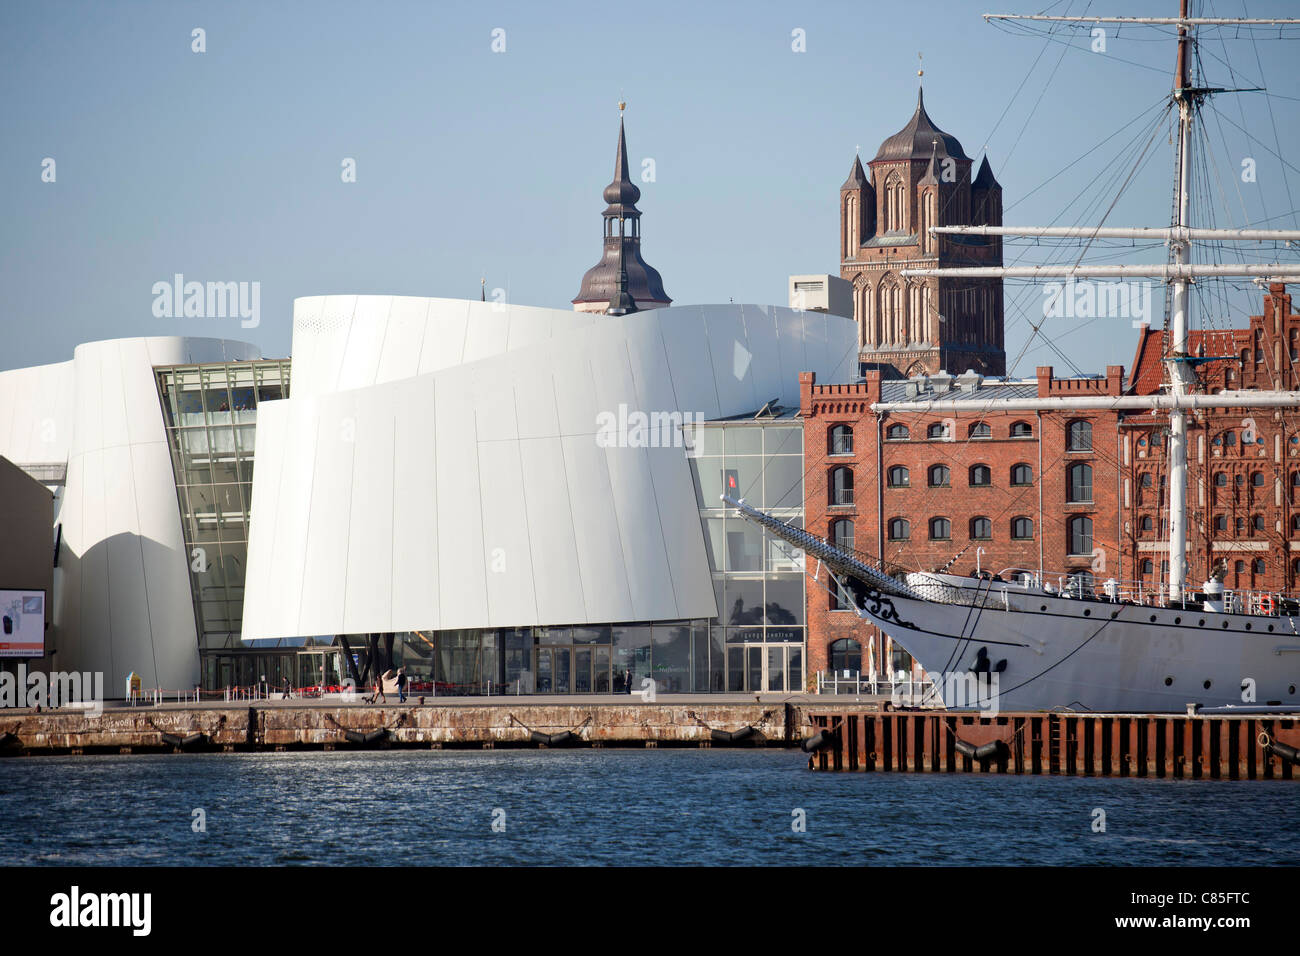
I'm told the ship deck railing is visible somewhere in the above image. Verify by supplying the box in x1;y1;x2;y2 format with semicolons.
970;568;1300;618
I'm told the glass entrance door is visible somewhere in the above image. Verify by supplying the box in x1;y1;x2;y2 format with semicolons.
536;649;553;693
575;649;592;693
726;644;804;692
554;647;571;694
536;647;572;694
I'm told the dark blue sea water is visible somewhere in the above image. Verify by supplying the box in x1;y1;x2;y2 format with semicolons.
0;749;1293;866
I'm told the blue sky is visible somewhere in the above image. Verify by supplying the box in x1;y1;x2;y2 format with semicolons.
3;0;1298;377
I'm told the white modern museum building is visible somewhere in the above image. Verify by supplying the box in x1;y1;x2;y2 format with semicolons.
0;116;857;697
0;298;855;697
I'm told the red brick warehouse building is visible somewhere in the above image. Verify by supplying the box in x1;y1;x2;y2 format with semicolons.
801;365;1126;679
800;283;1300;680
1124;283;1300;600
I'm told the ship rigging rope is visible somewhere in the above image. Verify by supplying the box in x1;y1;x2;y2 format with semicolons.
731;7;1299;595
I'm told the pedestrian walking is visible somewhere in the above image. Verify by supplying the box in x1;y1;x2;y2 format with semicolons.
397;667;407;703
625;668;633;695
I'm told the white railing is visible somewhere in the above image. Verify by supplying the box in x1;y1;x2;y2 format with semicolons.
816;670;940;700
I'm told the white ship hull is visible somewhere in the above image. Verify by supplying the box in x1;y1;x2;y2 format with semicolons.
858;575;1300;713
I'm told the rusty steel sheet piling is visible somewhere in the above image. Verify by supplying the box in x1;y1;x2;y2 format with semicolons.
804;709;1300;779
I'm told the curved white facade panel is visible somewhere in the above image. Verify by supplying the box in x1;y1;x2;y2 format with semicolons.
241;297;856;640
2;336;260;692
0;359;75;465
287;295;602;399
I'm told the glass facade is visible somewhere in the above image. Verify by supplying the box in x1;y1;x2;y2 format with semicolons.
690;419;806;691
155;359;292;686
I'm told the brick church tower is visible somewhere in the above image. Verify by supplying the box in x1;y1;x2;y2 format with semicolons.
840;89;1006;377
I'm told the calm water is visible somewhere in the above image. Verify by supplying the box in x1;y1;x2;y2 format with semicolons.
0;749;1294;866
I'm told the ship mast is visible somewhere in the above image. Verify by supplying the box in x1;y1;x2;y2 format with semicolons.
901;2;1300;605
1167;0;1195;603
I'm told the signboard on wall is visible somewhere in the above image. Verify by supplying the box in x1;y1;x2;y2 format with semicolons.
0;590;45;658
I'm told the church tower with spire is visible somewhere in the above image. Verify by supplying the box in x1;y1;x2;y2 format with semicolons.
573;105;672;314
840;88;1005;377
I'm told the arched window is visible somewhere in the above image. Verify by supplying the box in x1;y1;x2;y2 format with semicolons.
828;425;853;456
1252;558;1266;575
829;467;854;505
1292;514;1300;533
1140;473;1153;488
886;423;909;441
1251;471;1264;487
1224;430;1237;447
1068;515;1093;556
888;517;910;541
1010;463;1033;486
885;171;906;231
1067;420;1093;451
928;464;951;487
1234;560;1245;575
969;464;991;487
887;465;910;487
969;421;991;439
929;517;951;540
1011;516;1033;540
1214;515;1227;532
1067;463;1093;503
927;422;950;440
1214;472;1227;487
1141;558;1154;575
970;516;992;540
830;518;854;551
828;638;860;672
1010;421;1033;438
1235;474;1245;487
1140;516;1153;532
1252;515;1265;533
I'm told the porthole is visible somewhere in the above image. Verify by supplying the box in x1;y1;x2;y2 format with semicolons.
1198;619;1205;626
1150;614;1157;623
1203;680;1212;690
1245;623;1252;631
1040;605;1047;612
1174;617;1182;625
1084;609;1091;617
1164;677;1174;686
1290;685;1297;695
1111;611;1119;619
1268;625;1275;633
1221;621;1229;629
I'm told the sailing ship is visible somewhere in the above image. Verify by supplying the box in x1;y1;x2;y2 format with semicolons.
730;3;1300;713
